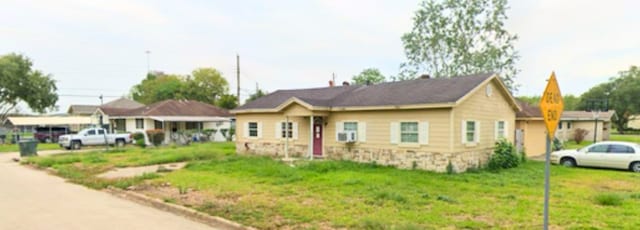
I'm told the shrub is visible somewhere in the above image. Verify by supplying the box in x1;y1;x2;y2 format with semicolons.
135;139;146;148
487;139;520;171
131;132;145;141
594;193;623;206
573;128;589;144
552;137;563;151
145;129;165;146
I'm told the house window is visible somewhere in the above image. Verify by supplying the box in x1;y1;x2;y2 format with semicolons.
136;119;144;129
343;122;358;132
496;121;506;139
400;122;419;143
186;122;202;130
567;122;572;129
114;119;126;132
248;122;258;137
465;121;478;143
558;122;563;130
154;121;163;129
281;122;293;138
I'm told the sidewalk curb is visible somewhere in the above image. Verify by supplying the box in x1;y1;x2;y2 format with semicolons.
106;188;255;230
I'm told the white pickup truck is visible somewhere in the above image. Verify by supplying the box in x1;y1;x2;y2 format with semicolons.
58;128;132;150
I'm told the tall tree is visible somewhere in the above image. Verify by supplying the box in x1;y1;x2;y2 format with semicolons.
130;67;230;105
245;89;267;104
400;0;519;91
131;72;186;104
517;94;579;110
183;68;229;104
578;66;640;133
0;53;58;122
216;94;238;109
352;68;386;85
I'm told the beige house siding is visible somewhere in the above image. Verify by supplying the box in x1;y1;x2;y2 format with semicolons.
453;79;516;151
557;120;607;142
324;109;452;153
236;113;311;152
516;119;547;157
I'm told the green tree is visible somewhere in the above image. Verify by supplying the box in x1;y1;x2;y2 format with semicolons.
578;66;640;133
216;94;238;109
0;53;58;122
131;72;186;104
517;94;579;110
245;89;267;104
183;68;229;104
352;68;386;85
400;0;519;91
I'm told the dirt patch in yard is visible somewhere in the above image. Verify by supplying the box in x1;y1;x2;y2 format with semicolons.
132;182;331;229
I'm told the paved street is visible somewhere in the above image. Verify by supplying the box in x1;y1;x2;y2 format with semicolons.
0;151;216;230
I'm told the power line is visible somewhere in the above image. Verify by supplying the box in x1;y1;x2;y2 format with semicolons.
58;94;122;98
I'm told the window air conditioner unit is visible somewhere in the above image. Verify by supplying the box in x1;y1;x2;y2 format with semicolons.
337;131;357;142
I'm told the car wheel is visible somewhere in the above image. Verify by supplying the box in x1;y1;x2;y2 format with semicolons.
560;158;576;167
116;139;125;148
72;141;81;150
630;162;640;172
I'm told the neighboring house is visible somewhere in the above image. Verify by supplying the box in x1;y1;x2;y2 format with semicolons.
232;73;521;172
89;97;145;126
67;105;99;116
5;116;92;133
627;115;640;129
515;101;546;157
516;102;616;157
556;111;615;142
95;99;232;143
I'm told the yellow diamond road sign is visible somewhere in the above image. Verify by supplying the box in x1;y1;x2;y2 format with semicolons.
539;72;564;139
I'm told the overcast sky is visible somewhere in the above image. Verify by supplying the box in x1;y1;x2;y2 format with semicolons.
1;0;639;114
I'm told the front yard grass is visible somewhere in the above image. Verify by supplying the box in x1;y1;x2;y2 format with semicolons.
23;142;640;229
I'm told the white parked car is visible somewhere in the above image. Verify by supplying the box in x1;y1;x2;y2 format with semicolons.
551;141;640;172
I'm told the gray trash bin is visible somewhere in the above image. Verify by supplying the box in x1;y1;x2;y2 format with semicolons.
19;139;38;157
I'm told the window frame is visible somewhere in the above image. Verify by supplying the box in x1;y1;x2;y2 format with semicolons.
135;118;144;129
464;120;479;144
400;121;419;143
280;122;293;138
343;122;358;132
496;120;506;139
248;122;259;137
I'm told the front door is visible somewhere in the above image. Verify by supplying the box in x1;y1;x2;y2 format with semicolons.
313;117;323;156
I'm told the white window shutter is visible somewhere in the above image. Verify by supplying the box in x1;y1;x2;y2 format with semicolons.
257;122;263;138
494;121;499;140
475;121;480;143
461;121;466;144
358;122;366;142
504;121;508;139
244;122;249;138
275;122;281;139
390;122;399;144
292;122;299;140
335;122;344;141
419;121;429;145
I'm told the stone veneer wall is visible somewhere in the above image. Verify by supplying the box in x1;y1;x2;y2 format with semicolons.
324;146;493;172
237;142;309;158
237;142;493;172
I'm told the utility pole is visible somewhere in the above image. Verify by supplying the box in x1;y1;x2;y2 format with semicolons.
332;72;336;83
236;54;240;106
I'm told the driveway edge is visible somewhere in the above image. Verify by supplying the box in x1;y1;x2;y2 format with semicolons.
106;188;255;230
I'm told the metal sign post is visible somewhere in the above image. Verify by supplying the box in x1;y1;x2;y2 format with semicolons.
539;72;564;230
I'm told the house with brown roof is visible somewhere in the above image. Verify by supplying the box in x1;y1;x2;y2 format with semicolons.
231;73;521;172
516;102;616;157
95;99;232;143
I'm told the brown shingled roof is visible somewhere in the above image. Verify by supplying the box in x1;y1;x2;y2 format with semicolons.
236;73;498;111
103;97;145;109
68;105;99;115
516;100;542;118
100;100;230;117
